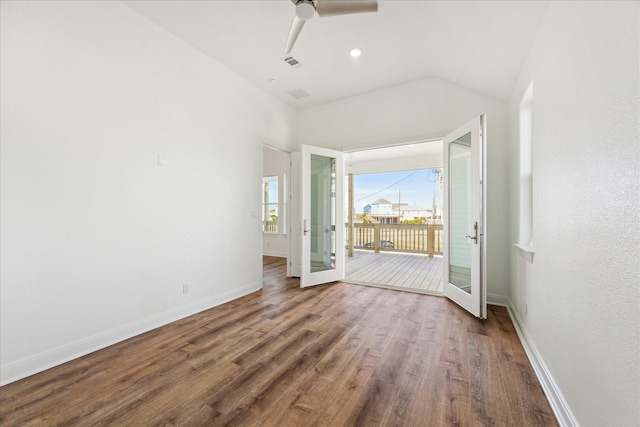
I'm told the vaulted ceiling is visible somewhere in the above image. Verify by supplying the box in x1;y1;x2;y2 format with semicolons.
124;0;548;109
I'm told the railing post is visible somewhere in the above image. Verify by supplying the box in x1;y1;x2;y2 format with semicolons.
427;224;435;258
348;173;354;258
374;224;380;253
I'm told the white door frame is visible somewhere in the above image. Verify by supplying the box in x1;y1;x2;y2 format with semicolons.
260;141;294;281
442;115;487;318
299;144;345;287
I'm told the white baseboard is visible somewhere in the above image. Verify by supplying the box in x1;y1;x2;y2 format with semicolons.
487;293;511;307
504;298;579;427
0;282;260;386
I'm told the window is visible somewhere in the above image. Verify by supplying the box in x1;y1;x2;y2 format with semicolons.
518;82;534;252
262;176;279;233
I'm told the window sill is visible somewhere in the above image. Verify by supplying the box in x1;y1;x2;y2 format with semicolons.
514;244;535;263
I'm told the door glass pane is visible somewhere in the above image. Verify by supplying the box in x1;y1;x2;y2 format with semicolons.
310;154;336;273
449;133;472;293
262;177;279;233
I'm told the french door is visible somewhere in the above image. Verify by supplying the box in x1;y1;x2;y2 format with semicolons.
443;115;487;318
299;145;345;288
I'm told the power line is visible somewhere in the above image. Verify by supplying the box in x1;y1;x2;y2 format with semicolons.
355;170;419;202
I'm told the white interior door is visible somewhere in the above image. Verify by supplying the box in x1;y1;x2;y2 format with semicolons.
289;152;302;277
443;115;487;318
300;145;345;288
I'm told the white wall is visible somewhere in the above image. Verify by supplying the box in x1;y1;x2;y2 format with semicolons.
262;146;290;257
0;1;297;385
508;2;639;425
299;77;511;298
7;5;637;425
346;151;442;175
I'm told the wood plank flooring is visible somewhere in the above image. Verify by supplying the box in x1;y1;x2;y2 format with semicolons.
345;250;443;293
0;256;558;426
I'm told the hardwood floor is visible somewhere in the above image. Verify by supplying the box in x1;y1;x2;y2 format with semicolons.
0;256;557;426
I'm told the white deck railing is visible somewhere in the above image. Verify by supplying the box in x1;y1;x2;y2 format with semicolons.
346;223;443;257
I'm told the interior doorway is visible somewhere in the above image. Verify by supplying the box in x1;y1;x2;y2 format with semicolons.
343;141;444;295
261;144;291;284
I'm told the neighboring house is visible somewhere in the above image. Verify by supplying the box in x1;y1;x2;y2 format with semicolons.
369;198;398;223
362;204;371;214
394;204;432;222
369;201;432;223
369;198;394;215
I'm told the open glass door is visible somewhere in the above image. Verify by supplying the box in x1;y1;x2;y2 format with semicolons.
443;115;487;318
300;145;345;287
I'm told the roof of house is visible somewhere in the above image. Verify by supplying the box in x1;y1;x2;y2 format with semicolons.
371;198;393;205
393;204;430;211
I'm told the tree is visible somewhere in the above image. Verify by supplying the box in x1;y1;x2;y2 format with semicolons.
355;213;374;223
401;218;424;224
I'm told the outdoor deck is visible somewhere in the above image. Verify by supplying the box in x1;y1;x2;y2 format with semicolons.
344;250;443;294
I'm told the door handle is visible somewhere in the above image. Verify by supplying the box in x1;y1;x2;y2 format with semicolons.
304;220;311;235
465;222;478;244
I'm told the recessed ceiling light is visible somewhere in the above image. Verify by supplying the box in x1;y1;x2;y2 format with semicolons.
349;48;362;58
267;78;278;84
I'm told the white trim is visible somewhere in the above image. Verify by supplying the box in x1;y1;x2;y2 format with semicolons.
0;282;260;386
487;293;510;307
260;137;295;154
300;144;345;288
442;115;484;318
504;297;579;427
514;243;535;263
340;135;445;153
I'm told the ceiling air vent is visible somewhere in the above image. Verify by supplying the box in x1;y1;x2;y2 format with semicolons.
288;88;310;99
283;56;302;68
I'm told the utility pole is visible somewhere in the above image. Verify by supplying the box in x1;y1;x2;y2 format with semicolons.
397;189;401;224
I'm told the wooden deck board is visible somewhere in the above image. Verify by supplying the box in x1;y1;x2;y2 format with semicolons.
345;250;444;293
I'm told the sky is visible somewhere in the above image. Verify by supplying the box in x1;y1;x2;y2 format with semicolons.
349;168;441;214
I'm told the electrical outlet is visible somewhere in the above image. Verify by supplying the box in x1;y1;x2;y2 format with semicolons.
182;284;189;294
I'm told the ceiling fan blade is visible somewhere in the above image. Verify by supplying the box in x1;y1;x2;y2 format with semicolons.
284;16;306;55
316;0;378;18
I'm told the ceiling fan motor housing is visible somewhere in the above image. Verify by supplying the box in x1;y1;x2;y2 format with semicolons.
285;0;378;55
296;0;316;20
